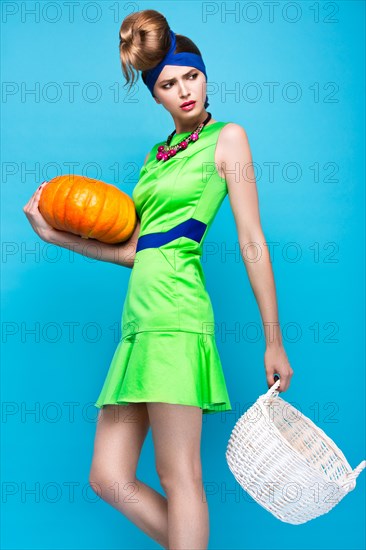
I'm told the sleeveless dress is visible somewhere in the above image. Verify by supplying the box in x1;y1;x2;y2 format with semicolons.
94;121;232;414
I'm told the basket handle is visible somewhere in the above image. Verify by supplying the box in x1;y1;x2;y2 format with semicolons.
341;460;366;491
264;378;281;398
262;380;366;493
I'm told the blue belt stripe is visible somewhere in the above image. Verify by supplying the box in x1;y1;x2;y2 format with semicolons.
136;217;207;253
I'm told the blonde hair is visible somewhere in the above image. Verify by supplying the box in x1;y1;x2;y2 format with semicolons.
118;9;205;97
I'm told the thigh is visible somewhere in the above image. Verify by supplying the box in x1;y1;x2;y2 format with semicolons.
146;403;203;485
90;403;150;478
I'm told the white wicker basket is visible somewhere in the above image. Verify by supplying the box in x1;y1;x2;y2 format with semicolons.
226;379;366;525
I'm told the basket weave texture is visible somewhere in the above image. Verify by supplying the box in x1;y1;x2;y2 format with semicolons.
226;379;366;524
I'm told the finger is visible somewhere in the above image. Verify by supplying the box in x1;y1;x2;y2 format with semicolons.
23;188;41;211
36;180;48;196
38;180;49;189
266;372;278;390
274;374;284;392
29;181;48;210
26;185;43;211
280;375;291;392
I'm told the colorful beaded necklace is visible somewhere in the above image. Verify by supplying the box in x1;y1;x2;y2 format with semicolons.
156;112;212;162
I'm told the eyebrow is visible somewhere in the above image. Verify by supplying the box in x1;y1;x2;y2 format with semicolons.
159;69;196;85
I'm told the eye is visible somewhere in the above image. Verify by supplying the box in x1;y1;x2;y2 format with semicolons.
161;73;198;89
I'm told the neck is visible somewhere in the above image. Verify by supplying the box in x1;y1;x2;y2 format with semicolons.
172;111;209;134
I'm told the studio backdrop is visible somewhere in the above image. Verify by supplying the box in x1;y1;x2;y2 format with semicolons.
2;1;365;549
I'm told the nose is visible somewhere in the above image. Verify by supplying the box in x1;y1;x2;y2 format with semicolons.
178;81;190;99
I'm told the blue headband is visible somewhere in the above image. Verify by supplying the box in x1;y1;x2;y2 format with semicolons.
143;29;209;108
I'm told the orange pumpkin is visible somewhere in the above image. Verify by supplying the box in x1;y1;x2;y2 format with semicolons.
39;174;137;244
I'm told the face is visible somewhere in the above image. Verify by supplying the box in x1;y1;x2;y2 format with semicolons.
153;65;207;120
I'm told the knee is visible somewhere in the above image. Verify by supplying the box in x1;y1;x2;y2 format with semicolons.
157;463;203;495
88;464;137;502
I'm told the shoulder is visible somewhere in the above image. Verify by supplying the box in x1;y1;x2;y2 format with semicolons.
218;122;249;149
216;122;251;166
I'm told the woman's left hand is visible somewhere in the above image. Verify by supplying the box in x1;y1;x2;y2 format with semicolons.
264;345;293;392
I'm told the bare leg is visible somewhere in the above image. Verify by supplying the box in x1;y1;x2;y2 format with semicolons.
147;403;208;550
89;403;169;548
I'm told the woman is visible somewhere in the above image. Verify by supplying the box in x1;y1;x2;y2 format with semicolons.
23;9;293;550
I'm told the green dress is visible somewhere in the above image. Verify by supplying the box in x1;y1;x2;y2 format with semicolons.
95;121;232;414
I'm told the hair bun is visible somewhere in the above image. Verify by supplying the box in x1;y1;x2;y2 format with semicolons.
118;9;205;98
119;10;170;88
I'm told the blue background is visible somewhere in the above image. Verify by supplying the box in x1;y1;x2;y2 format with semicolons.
2;1;365;549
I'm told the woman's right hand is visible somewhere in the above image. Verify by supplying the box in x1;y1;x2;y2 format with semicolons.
23;181;63;243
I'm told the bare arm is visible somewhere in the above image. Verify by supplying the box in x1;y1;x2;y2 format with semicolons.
48;219;140;269
218;124;293;391
23;153;149;269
